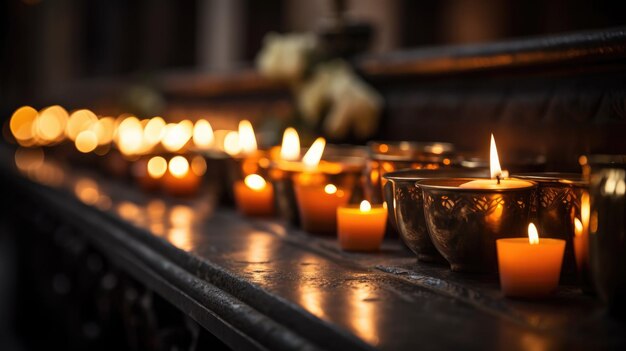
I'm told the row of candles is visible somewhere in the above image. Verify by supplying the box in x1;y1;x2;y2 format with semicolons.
8;105;589;299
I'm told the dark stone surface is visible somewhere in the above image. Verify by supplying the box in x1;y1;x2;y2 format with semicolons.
2;147;626;350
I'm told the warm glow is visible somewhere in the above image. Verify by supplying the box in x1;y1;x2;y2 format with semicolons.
223;131;241;156
10;106;38;144
238;120;257;154
168;156;190;178
36;105;68;142
162;122;192;152
360;200;372;212
528;223;540;245
92;117;115;145
143;117;166;147
574;218;583;237
324;184;337;194
244;174;267;190
302;137;326;168
581;192;590;228
75;130;98;153
147;156;167;179
116;117;144;155
193;119;215;150
280;127;300;161
490;133;502;179
66;109;98;141
191;156;207;176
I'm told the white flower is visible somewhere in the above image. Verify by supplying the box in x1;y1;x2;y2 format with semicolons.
298;60;383;139
256;33;318;81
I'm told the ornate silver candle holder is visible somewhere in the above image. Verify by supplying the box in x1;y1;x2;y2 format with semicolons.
588;155;626;318
383;168;488;262
366;141;455;204
419;178;536;272
514;172;587;278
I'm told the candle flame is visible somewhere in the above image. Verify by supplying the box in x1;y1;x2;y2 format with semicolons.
574;217;583;237
193;119;214;150
75;130;98;153
324;184;337;194
280;127;301;161
490;133;502;179
143;117;166;147
223;131;241;156
238;120;257;155
168;156;189;179
244;174;266;190
162;122;192;152
360;200;372;212
147;156;168;179
302;137;326;168
528;223;540;245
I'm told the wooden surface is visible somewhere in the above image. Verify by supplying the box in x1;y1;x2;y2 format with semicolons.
2;146;625;350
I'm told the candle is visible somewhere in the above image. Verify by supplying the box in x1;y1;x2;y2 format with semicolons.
497;223;565;298
234;174;275;217
573;217;584;271
337;200;387;251
295;181;350;234
458;134;533;189
135;155;167;191
162;156;202;196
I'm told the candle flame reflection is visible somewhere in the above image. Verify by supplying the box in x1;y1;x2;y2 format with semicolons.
528;223;539;245
349;282;379;346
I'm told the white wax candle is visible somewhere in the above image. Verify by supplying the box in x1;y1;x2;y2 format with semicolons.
458;179;533;189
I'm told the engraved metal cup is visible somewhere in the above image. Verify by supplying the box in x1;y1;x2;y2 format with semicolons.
588;155;626;318
419;178;536;272
366;141;455;204
514;173;587;278
383;168;488;262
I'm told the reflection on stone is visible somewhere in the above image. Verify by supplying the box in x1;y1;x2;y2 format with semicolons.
349;281;379;346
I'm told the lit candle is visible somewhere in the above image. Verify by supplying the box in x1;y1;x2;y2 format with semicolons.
234;174;275;217
296;182;350;234
293;138;351;234
134;155;167;191
573;192;590;274
337;200;387;251
459;134;534;189
497;223;565;298
162;156;202;196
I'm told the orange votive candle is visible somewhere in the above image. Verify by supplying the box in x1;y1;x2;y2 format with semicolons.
234;174;274;217
337;200;387;251
497;223;565;298
294;182;350;234
162;156;201;197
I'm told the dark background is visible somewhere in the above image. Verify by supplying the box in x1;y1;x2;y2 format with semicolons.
2;0;626;117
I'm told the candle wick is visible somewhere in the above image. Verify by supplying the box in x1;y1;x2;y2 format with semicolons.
496;175;501;185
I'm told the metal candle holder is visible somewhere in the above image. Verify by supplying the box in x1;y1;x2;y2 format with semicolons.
588;155;626;318
419;178;536;272
514;172;587;278
366;141;455;204
383;168;488;262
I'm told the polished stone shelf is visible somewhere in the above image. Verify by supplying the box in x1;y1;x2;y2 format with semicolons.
3;149;625;351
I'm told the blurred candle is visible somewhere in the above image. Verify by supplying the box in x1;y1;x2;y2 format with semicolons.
162;156;201;196
337;200;387;251
234;174;274;217
497;223;565;298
